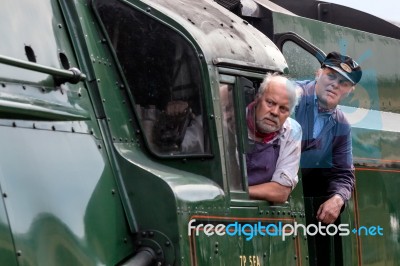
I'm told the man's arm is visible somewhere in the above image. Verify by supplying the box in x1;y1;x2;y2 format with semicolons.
249;119;302;203
249;182;291;203
319;124;354;223
327;125;355;200
271;119;302;189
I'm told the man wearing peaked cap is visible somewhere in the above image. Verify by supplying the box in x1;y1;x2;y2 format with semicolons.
322;51;362;85
294;52;362;265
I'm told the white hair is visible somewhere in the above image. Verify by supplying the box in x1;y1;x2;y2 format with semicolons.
257;72;299;113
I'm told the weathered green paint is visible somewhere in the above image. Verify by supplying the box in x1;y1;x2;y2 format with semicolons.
0;128;134;265
0;0;134;264
1;0;399;265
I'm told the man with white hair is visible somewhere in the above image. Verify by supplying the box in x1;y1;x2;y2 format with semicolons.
246;73;302;203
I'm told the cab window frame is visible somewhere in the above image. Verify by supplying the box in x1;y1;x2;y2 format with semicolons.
218;68;293;207
92;0;212;159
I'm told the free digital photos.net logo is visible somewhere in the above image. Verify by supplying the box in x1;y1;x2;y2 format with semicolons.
188;219;384;241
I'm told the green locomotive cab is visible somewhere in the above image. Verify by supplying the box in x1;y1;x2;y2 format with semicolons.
1;0;305;265
88;0;303;265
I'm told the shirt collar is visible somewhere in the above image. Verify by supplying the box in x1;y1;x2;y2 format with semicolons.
314;93;335;114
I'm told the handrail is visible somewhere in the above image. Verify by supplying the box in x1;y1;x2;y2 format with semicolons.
0;54;86;84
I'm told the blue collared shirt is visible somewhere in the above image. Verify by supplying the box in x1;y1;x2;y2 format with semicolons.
313;94;334;138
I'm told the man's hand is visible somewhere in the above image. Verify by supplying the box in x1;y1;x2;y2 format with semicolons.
316;194;344;224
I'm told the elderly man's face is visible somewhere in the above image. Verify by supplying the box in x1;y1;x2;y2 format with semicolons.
315;68;354;109
255;78;291;133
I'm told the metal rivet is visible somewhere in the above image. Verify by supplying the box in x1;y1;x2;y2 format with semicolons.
3;193;7;198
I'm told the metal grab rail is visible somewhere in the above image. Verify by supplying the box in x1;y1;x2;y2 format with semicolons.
0;54;86;84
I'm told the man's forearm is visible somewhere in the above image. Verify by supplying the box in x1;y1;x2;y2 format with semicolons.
249;182;291;203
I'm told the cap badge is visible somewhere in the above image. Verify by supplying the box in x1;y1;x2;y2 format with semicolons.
340;63;352;73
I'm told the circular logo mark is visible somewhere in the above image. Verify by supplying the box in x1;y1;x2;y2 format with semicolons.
340;63;352;73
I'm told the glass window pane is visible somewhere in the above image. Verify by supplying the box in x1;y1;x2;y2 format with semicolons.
282;41;321;80
219;83;243;190
94;0;209;156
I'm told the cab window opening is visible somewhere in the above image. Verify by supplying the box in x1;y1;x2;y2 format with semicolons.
218;76;261;193
94;0;210;156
